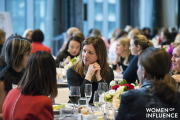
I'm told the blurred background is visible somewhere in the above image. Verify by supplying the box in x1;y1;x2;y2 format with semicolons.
0;0;179;56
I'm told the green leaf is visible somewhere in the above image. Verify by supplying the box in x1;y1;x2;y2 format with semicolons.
135;80;139;86
119;79;127;85
124;85;127;91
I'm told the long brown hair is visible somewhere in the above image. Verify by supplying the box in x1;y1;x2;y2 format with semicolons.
74;37;111;82
139;47;177;104
19;51;57;98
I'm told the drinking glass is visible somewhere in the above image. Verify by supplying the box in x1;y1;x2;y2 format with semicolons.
93;91;103;109
85;84;92;106
97;82;108;96
69;86;81;113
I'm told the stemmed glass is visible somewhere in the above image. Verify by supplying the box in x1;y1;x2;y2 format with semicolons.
93;91;103;109
97;82;108;96
97;82;108;111
85;84;92;106
69;86;81;113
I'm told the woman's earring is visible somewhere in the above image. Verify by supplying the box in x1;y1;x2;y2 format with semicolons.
67;49;69;52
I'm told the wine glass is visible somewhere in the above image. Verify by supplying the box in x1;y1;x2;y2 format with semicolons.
97;82;108;96
93;91;103;109
69;86;81;113
85;84;92;106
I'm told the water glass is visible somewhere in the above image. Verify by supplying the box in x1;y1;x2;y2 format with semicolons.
85;84;92;105
78;97;87;106
97;82;108;96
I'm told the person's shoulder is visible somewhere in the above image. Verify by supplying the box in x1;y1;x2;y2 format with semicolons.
121;88;147;102
121;89;139;103
122;89;139;98
129;55;139;64
67;66;76;74
128;54;134;60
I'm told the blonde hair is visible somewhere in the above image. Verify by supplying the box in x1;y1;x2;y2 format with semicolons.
118;37;131;65
127;29;141;39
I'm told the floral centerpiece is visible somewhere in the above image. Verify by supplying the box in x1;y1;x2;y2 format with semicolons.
64;56;80;70
104;79;139;109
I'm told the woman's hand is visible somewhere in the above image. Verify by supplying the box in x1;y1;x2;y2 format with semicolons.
93;62;102;82
85;62;102;82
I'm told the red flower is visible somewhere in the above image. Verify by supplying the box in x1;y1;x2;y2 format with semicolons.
111;84;120;91
121;84;134;90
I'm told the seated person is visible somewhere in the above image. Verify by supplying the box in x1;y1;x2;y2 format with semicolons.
116;47;180;120
67;37;114;103
0;35;24;71
2;51;57;120
112;37;134;72
0;38;31;118
56;36;82;67
171;43;180;91
22;29;33;42
123;35;153;83
31;29;51;54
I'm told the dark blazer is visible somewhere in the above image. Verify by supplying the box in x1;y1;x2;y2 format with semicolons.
123;55;139;83
116;80;180;120
67;66;114;103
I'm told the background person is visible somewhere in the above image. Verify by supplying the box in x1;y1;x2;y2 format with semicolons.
31;29;51;54
112;37;134;72
123;35;153;83
56;36;82;67
171;43;180;90
22;29;33;43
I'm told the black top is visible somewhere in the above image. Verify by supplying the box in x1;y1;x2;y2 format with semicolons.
67;66;114;103
116;80;180;120
0;65;24;93
112;54;134;72
56;51;77;67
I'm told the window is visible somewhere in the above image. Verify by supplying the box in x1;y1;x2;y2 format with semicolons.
6;0;26;35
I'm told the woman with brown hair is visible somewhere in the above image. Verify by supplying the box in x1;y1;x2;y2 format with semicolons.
67;37;114;103
2;51;57;120
116;47;180;120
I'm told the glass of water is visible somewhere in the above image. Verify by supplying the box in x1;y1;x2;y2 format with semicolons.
85;84;92;106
